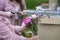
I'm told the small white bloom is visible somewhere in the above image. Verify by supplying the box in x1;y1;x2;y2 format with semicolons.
31;14;37;19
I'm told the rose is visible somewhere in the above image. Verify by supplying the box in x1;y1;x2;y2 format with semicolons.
22;17;32;26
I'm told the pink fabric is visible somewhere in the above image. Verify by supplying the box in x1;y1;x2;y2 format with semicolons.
0;0;20;25
0;14;26;40
4;1;20;12
0;12;26;33
0;0;5;11
4;0;20;25
0;0;27;40
0;0;20;12
0;0;27;25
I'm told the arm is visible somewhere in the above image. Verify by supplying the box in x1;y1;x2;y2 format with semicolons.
0;17;12;39
0;21;39;40
12;25;27;32
9;17;32;32
0;16;27;40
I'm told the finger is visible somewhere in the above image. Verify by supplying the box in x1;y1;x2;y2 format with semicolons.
18;11;23;15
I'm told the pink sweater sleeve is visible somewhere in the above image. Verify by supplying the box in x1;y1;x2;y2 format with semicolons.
0;16;26;40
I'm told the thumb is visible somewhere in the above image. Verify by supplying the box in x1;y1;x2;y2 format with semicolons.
18;11;23;15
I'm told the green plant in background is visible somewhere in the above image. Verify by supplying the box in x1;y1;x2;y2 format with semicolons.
58;0;60;6
25;0;49;9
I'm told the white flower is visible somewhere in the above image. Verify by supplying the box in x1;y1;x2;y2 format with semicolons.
31;14;37;19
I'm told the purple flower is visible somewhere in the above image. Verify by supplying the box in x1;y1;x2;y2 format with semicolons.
23;17;32;26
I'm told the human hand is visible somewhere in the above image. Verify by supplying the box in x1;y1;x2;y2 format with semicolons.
3;12;13;17
18;11;23;15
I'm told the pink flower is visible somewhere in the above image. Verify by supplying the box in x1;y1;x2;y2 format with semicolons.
23;17;32;26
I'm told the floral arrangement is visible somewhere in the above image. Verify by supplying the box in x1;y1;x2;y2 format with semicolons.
22;14;38;38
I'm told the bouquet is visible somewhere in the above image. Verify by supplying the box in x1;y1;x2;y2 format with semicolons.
22;14;38;38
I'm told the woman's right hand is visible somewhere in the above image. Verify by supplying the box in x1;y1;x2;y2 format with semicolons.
3;12;13;17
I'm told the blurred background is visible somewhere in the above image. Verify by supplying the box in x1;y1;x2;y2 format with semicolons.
25;0;60;9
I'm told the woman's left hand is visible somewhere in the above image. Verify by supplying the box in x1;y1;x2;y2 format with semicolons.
18;11;23;15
